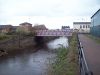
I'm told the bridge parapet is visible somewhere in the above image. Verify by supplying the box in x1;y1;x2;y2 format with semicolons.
35;29;72;36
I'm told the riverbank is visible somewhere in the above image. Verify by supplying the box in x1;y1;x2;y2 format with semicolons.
0;35;59;57
0;37;71;75
48;33;79;75
0;35;36;56
0;36;68;75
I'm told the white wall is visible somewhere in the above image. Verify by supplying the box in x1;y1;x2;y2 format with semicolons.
73;24;90;33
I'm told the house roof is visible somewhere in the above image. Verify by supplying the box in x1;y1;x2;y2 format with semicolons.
0;25;12;29
20;22;32;25
12;26;19;30
91;9;100;18
33;24;47;30
73;22;91;25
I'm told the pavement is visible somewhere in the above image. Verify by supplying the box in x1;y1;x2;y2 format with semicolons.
78;34;100;75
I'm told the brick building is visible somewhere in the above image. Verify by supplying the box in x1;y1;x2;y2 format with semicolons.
19;22;32;32
0;25;13;33
33;24;47;30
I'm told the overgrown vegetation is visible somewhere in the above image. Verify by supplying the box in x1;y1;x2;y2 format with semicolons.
49;33;79;75
0;34;10;40
16;27;36;37
86;34;100;44
0;30;36;56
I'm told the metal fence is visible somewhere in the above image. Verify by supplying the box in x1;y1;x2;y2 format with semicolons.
77;34;93;75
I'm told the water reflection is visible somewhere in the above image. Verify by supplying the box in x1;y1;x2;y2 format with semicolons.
47;37;68;49
0;37;68;75
0;51;55;75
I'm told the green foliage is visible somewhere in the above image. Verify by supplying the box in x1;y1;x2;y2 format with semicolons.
0;34;9;40
16;27;28;34
16;27;36;36
23;32;36;36
50;33;79;75
5;31;16;35
52;47;68;75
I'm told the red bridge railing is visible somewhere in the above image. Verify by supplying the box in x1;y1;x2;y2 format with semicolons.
35;29;72;36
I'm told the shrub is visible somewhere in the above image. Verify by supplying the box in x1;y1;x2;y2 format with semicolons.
0;34;9;40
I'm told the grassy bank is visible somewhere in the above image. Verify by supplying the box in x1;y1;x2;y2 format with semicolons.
48;33;79;75
86;34;100;44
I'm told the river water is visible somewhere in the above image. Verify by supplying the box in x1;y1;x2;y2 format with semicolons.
0;37;68;75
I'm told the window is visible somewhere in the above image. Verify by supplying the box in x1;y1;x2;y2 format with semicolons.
80;25;82;28
83;25;85;28
88;25;90;28
86;25;87;28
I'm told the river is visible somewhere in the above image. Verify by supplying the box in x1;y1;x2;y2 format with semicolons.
0;37;68;75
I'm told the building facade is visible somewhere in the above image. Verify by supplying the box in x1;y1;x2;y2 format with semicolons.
73;22;91;33
0;25;13;33
33;24;47;30
91;9;100;37
19;22;32;32
62;26;70;30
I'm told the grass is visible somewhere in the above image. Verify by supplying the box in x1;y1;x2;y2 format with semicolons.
86;34;100;44
48;33;79;75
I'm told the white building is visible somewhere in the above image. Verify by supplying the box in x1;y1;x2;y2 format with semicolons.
73;22;91;33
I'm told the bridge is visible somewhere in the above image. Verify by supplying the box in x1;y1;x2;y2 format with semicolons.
35;29;72;36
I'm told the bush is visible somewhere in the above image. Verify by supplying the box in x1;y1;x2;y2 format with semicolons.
0;34;9;40
49;33;79;75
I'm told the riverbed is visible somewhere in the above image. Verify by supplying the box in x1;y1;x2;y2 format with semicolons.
0;37;68;75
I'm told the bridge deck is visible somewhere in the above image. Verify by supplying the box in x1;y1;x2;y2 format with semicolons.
35;30;72;36
78;34;100;75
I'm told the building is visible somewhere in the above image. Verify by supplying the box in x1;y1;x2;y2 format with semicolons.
73;22;91;33
91;9;100;37
0;25;13;33
12;26;19;32
19;22;32;32
62;26;70;30
33;24;48;30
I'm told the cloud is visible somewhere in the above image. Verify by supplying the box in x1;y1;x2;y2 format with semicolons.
0;0;100;28
1;0;99;17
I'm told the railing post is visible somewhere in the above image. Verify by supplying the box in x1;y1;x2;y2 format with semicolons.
77;34;93;75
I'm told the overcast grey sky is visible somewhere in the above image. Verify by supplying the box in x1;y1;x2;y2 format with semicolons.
0;0;100;29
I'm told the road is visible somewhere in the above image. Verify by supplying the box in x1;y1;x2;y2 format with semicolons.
78;34;100;75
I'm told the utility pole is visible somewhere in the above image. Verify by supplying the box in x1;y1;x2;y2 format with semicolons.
18;32;21;48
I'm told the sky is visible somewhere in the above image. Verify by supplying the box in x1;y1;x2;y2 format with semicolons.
0;0;100;29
